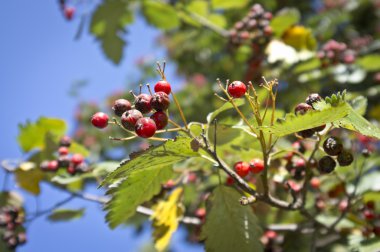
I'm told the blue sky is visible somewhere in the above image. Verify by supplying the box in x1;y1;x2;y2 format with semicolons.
0;1;201;251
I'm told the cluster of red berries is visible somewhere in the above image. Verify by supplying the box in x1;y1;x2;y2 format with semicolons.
40;136;90;175
317;40;356;67
294;93;326;138
91;80;172;138
59;0;75;20
229;4;273;47
0;206;26;249
227;158;264;184
318;136;354;174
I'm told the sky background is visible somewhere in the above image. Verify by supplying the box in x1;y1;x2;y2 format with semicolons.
0;1;201;251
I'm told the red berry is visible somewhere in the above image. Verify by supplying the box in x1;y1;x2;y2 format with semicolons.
163;179;175;189
305;93;322;107
249;158;264;174
154;80;171;95
67;165;76;175
150;111;168;130
47;160;59;171
71;153;84;165
339;200;348;212
234;161;250;177
135;118;157;138
64;6;75;20
121;109;143;131
286;180;301;192
58;147;69;156
91;112;109;129
226;176;234;185
195;208;206;218
364;209;375;220
112;99;131;117
187;173;197;183
134;94;152;114
264;230;277;240
373;226;380;237
151;92;170;111
295;158;306;169
227;81;246;98
310;177;320;189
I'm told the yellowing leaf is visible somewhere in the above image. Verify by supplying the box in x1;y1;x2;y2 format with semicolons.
151;188;184;252
282;25;316;51
15;168;45;195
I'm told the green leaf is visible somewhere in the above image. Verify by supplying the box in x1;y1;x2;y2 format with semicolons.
207;99;245;124
270;8;300;37
142;0;180;30
14;167;45;195
349;96;367;116
354;172;380;195
201;186;263;252
90;0;133;64
211;0;249;9
105;166;173;229
18;117;66;152
357;54;380;71
262;102;350;137
349;236;380;252
293;57;321;74
335;108;380;139
101;135;199;186
92;161;119;177
48;208;85;222
69;141;90;157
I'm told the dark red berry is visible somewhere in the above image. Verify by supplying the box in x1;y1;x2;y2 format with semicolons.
75;163;90;173
59;136;71;147
250;158;264;174
58;156;70;168
292;141;305;153
71;153;84;165
58;146;69;156
121;109;143;131
64;6;75;20
337;150;354;166
373;226;380;237
312;124;326;132
305;93;322;107
47;160;59;171
112;99;131;117
318;156;336;174
234;161;250;177
323;137;343;156
91;112;109;129
297;129;315;138
150;111;168;130
154;80;171;95
228;81;247;98
366;201;375;210
67;165;76;175
294;103;312;115
226;176;234;185
151;92;170;111
134;94;152;114
135;118;157;138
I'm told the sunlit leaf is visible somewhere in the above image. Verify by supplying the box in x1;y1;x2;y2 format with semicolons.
357;54;380;71
17;117;66;152
271;8;300;37
142;0;180;30
15;168;45;195
211;0;249;9
105;166;173;229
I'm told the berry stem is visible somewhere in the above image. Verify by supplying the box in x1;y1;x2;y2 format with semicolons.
171;92;189;130
168;119;182;129
155;127;182;134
